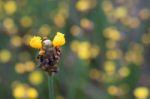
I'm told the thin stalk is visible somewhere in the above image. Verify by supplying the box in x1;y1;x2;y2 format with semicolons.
48;75;54;99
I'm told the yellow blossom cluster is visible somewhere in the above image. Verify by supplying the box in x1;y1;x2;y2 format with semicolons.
102;1;128;20
103;27;121;41
70;41;100;60
15;61;36;74
125;43;144;65
12;82;38;99
101;0;149;98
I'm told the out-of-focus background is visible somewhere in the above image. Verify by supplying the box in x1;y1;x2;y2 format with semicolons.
0;0;150;99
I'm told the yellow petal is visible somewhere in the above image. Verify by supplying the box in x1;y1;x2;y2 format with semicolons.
52;32;66;47
29;36;42;49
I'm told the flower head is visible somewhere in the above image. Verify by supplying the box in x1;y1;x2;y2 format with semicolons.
4;1;17;15
52;32;65;47
29;36;42;49
134;87;149;99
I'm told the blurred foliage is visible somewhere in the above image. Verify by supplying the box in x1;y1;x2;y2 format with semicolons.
0;0;150;99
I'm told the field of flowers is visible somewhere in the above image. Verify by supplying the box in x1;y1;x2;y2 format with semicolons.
0;0;150;99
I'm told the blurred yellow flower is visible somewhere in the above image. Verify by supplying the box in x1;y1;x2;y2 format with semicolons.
90;45;100;58
77;42;91;60
114;6;127;19
103;27;121;41
107;86;123;96
10;35;22;47
3;18;18;34
20;16;33;28
13;85;25;98
15;63;26;74
25;61;36;72
76;0;96;12
142;33;150;45
3;18;14;30
15;61;35;74
29;36;42;49
106;49;122;60
80;18;93;30
125;50;143;65
106;40;117;49
104;61;116;75
27;88;38;98
139;8;150;20
70;40;80;52
52;32;66;47
39;24;51;36
54;14;65;28
76;0;90;12
13;84;38;99
70;41;100;60
134;87;149;99
128;17;140;29
102;1;113;13
70;25;81;37
0;49;11;63
29;71;43;85
4;1;17;15
118;66;130;78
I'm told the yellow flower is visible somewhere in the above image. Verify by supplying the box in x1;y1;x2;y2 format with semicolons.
4;1;17;15
52;32;65;47
20;16;33;28
0;49;11;63
12;83;38;99
134;87;149;99
29;71;43;85
29;36;42;49
13;85;25;98
27;88;38;98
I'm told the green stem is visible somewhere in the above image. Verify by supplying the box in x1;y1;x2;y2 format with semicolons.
48;75;54;99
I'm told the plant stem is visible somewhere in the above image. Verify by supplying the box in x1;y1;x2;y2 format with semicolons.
48;75;54;99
